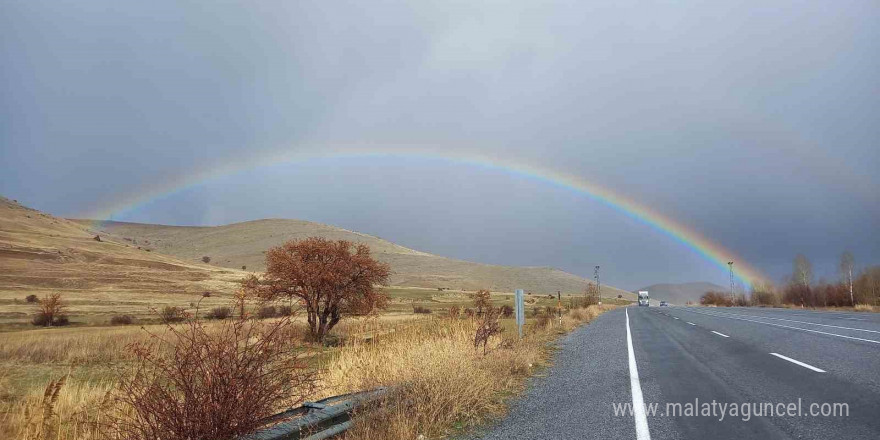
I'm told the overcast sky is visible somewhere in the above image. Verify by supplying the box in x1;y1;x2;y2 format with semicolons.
2;0;878;290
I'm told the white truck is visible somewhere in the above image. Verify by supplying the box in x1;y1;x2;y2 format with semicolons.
638;290;650;307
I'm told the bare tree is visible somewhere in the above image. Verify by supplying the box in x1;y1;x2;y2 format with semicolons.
839;251;855;306
246;237;390;342
793;254;813;287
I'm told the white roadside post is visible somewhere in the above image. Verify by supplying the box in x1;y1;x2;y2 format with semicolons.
515;289;525;339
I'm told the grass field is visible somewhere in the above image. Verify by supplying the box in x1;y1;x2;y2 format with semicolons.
0;285;626;439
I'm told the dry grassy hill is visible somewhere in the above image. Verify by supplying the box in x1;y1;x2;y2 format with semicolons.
73;218;633;298
0;197;246;324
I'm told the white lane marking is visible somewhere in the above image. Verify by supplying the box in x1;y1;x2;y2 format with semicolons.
684;309;880;345
686;322;696;326
625;309;652;440
711;331;729;338
770;353;826;373
703;310;880;334
673;317;680;320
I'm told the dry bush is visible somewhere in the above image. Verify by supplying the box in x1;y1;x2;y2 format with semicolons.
750;285;779;307
158;306;185;323
472;289;491;315
258;305;277;319
100;313;319;440
25;294;38;303
412;305;432;314
474;307;502;354
854;304;876;312
447;305;461;318
110;315;134;326
31;293;69;327
463;308;475;318
201;256;211;263
499;304;514;318
205;306;231;320
278;305;294;317
700;291;733;307
534;309;552;330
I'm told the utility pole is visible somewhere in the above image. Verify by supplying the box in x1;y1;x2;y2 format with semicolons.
728;261;734;301
594;266;601;304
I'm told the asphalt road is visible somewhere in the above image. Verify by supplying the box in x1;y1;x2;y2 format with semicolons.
471;306;880;439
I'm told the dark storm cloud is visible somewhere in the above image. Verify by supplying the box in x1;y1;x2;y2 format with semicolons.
1;0;878;288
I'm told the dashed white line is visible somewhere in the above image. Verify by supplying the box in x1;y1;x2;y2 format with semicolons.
625;309;651;440
704;310;880;334
711;331;729;338
673;317;680;320
769;353;826;373
684;309;880;344
686;322;696;326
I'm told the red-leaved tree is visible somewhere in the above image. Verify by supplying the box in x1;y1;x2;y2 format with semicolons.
247;237;390;342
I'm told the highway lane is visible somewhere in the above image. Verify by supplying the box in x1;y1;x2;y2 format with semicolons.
472;306;880;439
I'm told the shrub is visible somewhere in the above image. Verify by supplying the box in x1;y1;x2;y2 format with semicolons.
103;313;318;440
463;308;475;318
257;306;277;319
25;294;39;303
110;315;134;325
499;304;514;318
160;306;185;323
202;256;211;263
534;310;552;329
448;305;461;318
278;305;293;316
242;265;247;270
474;307;502;354
202;291;212;298
617;294;623;299
207;306;232;320
751;289;779;307
700;291;733;307
412;305;432;314
31;293;68;327
472;289;491;316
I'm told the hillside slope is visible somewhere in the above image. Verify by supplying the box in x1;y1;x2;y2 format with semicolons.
637;282;725;304
0;197;247;323
74;218;633;297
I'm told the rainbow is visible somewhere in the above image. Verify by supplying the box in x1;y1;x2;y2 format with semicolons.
81;145;767;287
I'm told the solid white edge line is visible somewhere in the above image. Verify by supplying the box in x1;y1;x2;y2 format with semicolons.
686;322;696;326
769;353;826;373
711;331;729;338
626;309;652;440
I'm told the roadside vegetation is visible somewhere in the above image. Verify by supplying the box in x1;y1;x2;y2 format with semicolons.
700;252;879;311
0;237;621;440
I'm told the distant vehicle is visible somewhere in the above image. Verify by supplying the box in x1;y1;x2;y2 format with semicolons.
638;291;649;307
659;301;668;307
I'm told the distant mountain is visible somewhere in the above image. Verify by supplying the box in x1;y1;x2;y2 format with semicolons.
71;218;635;297
636;282;725;305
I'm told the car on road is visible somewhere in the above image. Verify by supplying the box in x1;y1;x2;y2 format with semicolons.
659;301;668;307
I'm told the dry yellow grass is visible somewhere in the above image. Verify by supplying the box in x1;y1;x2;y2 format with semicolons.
325;305;613;439
853;304;876;313
0;305;613;440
